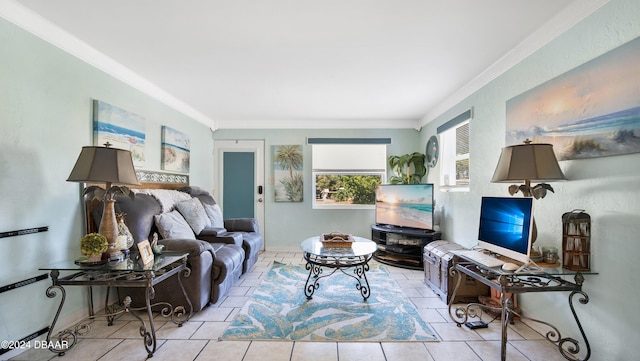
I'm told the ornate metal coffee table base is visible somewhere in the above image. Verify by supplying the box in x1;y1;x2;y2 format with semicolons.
300;237;377;302
304;259;371;301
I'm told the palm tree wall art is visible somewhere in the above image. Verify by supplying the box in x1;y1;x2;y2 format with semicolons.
273;145;303;202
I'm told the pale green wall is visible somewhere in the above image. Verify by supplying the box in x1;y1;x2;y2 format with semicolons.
420;0;640;359
212;128;420;249
0;17;213;346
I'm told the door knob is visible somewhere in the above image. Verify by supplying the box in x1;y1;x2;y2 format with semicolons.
258;198;263;202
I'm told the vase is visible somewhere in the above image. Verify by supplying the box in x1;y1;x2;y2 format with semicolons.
99;199;119;257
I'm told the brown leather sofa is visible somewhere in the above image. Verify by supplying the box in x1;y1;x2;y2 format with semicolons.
95;188;261;312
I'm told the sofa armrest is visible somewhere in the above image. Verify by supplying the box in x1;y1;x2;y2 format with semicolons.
197;232;243;247
158;238;214;259
224;218;260;233
199;227;227;237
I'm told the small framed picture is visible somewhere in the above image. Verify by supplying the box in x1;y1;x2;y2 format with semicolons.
137;240;154;265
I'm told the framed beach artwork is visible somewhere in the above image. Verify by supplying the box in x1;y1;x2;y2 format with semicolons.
506;36;640;161
93;100;146;166
161;126;190;173
273;145;303;202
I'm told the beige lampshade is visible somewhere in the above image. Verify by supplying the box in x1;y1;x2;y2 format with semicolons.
67;146;140;185
491;141;566;183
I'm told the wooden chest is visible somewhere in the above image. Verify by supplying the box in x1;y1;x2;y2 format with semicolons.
423;241;489;304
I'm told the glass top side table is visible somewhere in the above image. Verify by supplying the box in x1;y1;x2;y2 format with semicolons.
448;250;596;361
39;251;192;358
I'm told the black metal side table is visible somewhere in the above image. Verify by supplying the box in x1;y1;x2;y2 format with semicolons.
448;250;596;361
40;252;192;358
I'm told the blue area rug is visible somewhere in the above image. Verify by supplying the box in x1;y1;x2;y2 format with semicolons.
220;262;438;342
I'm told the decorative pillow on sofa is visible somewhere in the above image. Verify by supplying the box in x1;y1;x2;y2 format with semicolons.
175;198;211;234
154;210;196;240
204;203;224;228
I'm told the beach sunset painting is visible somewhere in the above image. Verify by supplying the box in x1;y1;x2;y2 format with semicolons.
506;37;640;160
93;100;146;166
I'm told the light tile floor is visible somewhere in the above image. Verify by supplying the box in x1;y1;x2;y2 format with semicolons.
10;250;567;361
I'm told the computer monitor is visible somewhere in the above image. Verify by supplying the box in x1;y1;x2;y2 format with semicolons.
477;196;534;264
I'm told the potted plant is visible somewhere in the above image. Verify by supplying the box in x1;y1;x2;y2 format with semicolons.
387;152;427;184
80;233;108;261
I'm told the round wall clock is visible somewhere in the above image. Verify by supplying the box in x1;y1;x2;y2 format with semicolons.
426;135;439;168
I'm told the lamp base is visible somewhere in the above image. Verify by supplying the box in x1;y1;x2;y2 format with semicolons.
529;248;543;263
529;216;543;262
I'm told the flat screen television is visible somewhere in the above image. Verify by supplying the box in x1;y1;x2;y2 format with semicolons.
375;184;434;230
477;196;534;264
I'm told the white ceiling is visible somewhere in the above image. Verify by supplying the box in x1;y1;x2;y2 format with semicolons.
3;0;607;130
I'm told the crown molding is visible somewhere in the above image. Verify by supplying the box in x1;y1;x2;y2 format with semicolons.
418;0;610;129
216;118;420;130
0;0;217;131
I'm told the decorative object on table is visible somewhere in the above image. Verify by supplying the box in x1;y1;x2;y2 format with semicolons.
93;99;146;167
505;37;640;161
387;152;427;184
116;213;134;248
150;232;164;254
114;235;128;252
541;246;559;265
491;139;566;262
79;233;108;263
67;143;140;261
114;236;129;258
562;210;591;271
320;232;354;248
161;125;190;173
426;135;439;168
137;239;154;265
152;244;165;255
273;145;303;202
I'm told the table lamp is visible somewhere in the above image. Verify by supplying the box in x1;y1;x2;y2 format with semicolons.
491;139;566;261
67;143;139;260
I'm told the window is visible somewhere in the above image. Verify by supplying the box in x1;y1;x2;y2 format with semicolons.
438;109;472;191
310;139;388;209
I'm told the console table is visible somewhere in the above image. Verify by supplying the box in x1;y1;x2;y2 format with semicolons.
448;250;594;361
39;252;192;358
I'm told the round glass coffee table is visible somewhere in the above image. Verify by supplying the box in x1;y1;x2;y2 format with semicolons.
300;236;377;301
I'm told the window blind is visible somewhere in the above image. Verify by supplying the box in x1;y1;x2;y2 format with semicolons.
437;109;473;134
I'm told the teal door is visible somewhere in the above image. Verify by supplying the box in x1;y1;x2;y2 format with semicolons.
223;152;255;218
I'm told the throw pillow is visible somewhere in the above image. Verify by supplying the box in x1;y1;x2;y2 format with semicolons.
176;198;211;234
204;203;224;228
154;210;196;240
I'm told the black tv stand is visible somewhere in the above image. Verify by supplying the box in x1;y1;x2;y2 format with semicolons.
371;224;441;270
